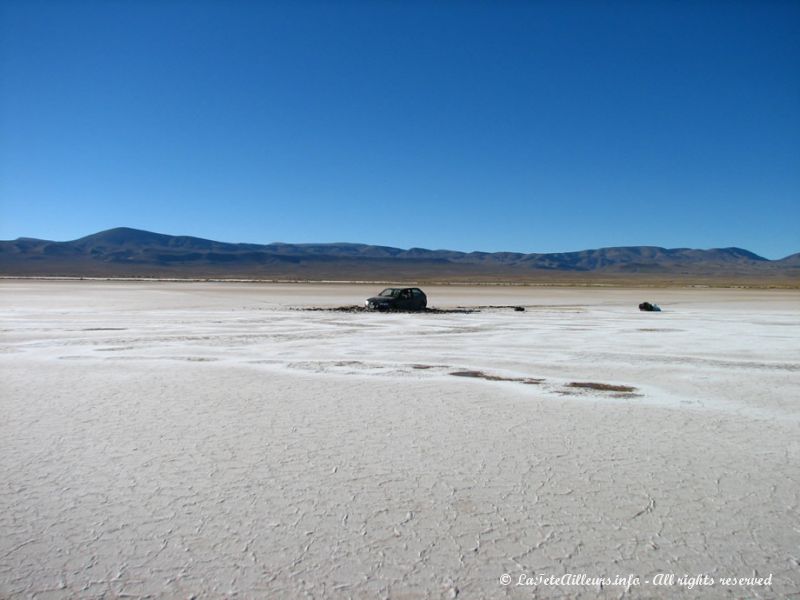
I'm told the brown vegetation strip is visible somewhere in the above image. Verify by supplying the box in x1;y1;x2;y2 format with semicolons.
567;382;637;393
450;370;543;385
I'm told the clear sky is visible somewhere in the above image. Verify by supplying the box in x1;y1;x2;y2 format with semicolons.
1;0;798;258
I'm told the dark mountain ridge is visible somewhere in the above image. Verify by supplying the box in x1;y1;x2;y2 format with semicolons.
1;227;797;283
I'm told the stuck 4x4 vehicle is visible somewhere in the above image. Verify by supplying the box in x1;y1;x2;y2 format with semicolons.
365;287;427;311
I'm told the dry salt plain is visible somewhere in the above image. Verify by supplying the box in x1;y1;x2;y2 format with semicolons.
1;280;799;600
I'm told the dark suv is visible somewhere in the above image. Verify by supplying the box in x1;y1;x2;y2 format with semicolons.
365;287;427;311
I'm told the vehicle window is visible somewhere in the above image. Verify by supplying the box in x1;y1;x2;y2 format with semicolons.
412;289;422;297
379;288;398;297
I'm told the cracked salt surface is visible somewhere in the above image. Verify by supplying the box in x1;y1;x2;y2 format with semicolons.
1;281;799;598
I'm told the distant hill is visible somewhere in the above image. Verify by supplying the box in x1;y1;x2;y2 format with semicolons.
1;227;798;285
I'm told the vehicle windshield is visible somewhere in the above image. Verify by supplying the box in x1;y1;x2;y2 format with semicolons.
379;288;400;297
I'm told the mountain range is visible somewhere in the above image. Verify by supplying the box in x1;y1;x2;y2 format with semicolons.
1;227;798;284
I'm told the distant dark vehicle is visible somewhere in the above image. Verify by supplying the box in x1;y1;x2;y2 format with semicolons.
365;287;427;311
639;302;661;312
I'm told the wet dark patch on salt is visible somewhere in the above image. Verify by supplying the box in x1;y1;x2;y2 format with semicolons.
567;382;637;393
294;306;480;314
450;370;543;385
294;304;531;314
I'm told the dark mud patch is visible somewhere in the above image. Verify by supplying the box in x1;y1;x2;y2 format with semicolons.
567;382;637;393
295;306;480;314
295;304;530;314
450;370;543;385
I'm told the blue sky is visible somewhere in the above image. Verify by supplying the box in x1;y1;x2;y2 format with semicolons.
1;1;798;258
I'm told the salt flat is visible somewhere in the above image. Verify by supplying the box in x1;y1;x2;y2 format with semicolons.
1;281;798;599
